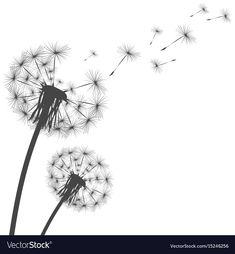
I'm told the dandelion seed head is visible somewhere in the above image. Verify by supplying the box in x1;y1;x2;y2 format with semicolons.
6;44;106;136
47;147;112;211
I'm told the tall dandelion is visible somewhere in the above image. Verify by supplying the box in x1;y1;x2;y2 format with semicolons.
6;44;106;235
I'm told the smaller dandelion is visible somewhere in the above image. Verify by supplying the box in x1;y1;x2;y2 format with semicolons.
83;50;97;62
41;147;112;235
151;59;176;73
109;44;140;76
161;25;195;51
207;9;230;22
190;4;208;18
149;27;162;45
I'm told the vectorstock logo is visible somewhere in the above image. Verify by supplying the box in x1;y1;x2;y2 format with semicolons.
7;241;52;249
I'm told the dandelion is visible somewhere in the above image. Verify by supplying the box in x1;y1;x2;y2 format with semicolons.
149;27;162;45
207;9;230;22
6;44;106;235
161;25;195;51
41;147;112;235
109;44;140;76
190;4;208;18
83;50;97;62
151;59;176;73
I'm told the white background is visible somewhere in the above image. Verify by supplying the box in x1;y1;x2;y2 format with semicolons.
0;0;234;235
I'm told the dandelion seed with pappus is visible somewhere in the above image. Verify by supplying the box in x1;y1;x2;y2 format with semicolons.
190;4;208;18
149;27;162;46
151;59;176;73
109;44;140;76
161;25;195;51
207;9;230;22
83;50;97;62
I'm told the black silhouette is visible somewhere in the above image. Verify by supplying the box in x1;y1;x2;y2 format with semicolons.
161;25;195;51
41;147;112;235
83;50;97;62
149;27;162;45
6;44;106;235
109;44;139;76
151;59;176;73
207;9;230;22
190;4;208;18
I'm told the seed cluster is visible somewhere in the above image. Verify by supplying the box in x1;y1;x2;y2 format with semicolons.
48;147;112;211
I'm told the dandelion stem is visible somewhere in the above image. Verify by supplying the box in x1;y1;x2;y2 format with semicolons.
9;123;41;235
41;195;66;235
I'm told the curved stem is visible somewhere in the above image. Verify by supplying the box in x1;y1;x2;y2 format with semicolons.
9;123;41;235
41;196;66;235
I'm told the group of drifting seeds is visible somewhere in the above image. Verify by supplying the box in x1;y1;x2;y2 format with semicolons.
150;5;230;73
5;4;231;235
104;5;231;75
